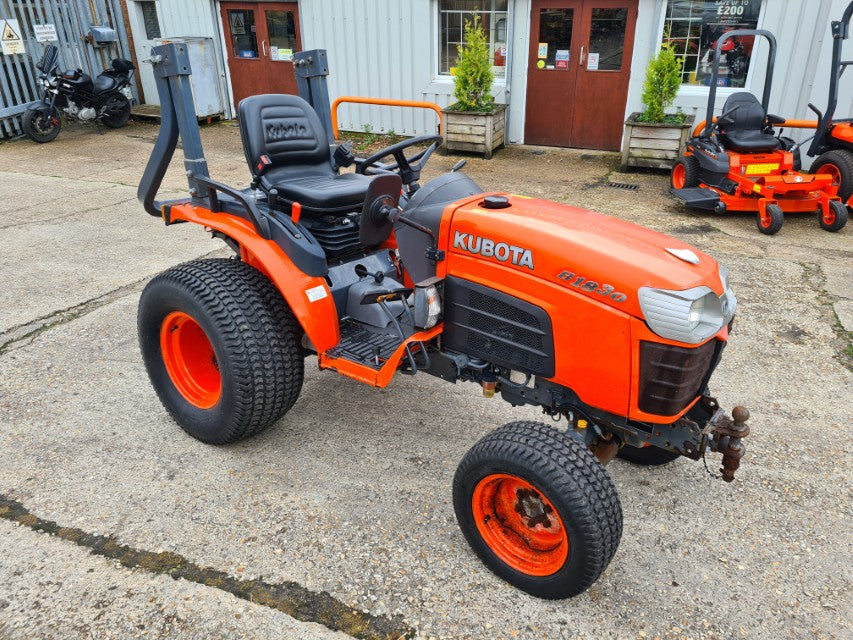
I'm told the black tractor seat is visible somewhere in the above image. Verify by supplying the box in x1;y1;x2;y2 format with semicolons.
93;75;119;94
718;92;781;154
238;94;372;214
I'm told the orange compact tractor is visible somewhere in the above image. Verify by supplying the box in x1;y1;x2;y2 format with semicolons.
138;44;750;599
807;1;853;203
671;29;847;235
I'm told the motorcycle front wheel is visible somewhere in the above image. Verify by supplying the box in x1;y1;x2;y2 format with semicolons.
23;107;61;143
101;92;131;129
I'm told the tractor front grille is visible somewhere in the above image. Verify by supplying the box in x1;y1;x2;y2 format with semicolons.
443;277;555;376
638;339;722;416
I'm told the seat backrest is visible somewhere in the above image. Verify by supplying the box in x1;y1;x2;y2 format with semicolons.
720;92;766;134
238;94;331;182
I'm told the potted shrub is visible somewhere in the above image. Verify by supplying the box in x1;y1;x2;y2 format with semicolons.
621;42;694;170
443;13;506;159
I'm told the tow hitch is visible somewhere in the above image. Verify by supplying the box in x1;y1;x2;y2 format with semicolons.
708;405;750;482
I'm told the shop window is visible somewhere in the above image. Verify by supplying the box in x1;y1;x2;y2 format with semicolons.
438;0;508;79
662;0;762;88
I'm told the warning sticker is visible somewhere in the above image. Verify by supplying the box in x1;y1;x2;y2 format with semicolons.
1;19;25;55
745;163;779;175
306;285;328;302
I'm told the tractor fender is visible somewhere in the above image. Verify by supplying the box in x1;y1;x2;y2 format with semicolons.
164;203;341;352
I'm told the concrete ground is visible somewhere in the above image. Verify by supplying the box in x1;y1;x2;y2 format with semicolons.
0;121;850;640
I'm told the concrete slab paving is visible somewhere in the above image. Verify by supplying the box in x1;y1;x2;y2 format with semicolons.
0;122;850;640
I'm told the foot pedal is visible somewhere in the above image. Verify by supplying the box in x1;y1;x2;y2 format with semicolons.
670;187;720;211
329;322;408;369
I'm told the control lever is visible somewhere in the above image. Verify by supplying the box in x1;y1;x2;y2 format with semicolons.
451;159;467;172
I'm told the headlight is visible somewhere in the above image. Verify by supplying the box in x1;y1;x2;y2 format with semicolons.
638;286;725;344
718;264;737;324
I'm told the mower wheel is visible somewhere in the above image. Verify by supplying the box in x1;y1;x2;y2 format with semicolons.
671;155;700;189
138;258;304;444
820;200;848;232
811;149;853;202
616;445;680;466
453;421;622;599
756;204;783;235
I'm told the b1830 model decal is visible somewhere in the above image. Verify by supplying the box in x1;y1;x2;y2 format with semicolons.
453;231;535;270
557;271;628;303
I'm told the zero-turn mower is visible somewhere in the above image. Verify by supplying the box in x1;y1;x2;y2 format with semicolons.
670;29;848;235
138;43;751;599
806;1;853;204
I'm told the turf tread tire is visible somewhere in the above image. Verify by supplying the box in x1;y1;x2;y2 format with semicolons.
138;258;303;444
811;149;853;202
453;421;622;599
756;204;783;235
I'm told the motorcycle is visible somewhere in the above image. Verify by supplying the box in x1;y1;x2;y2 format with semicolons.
23;44;135;143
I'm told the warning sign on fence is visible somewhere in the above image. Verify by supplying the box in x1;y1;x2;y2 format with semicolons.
1;18;25;55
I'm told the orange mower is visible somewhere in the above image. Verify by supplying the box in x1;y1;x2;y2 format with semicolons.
670;29;848;235
138;44;751;599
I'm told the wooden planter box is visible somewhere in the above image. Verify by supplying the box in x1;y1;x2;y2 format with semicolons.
620;113;694;171
442;104;506;159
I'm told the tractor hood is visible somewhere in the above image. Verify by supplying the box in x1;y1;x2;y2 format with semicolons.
445;194;725;319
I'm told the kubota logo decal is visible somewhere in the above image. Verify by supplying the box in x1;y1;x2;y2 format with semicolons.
453;231;534;270
266;121;309;141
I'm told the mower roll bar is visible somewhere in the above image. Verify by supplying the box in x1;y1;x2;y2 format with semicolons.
703;29;776;139
807;0;852;157
137;43;271;239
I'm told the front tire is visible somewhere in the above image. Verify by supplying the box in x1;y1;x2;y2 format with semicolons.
101;92;131;129
819;199;848;232
138;259;304;444
617;445;680;466
756;203;784;235
22;107;61;143
453;422;622;599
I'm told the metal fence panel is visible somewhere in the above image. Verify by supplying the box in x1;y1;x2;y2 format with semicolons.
0;0;136;138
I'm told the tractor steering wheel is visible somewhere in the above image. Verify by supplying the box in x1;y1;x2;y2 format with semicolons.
356;134;443;193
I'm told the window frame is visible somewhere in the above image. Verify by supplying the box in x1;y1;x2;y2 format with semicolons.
655;0;768;99
434;0;510;84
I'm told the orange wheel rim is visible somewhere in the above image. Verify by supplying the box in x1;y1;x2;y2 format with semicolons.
160;311;221;409
819;163;841;188
823;206;836;225
672;163;686;189
472;473;569;576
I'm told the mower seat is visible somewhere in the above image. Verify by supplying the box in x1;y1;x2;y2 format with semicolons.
718;92;781;154
238;94;371;214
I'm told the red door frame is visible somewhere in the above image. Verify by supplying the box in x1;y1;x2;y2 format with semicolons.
524;0;638;150
220;2;302;108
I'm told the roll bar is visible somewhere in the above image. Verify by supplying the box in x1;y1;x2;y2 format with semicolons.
136;42;270;238
703;29;776;139
807;1;852;157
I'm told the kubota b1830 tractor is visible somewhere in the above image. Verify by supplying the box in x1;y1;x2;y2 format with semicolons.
137;44;750;599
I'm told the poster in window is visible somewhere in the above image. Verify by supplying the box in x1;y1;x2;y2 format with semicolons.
663;0;760;88
696;0;761;87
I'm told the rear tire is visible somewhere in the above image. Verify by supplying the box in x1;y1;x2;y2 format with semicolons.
811;149;853;202
756;203;783;235
101;92;131;129
453;421;622;599
138;258;304;444
22;107;61;143
616;445;680;466
819;199;848;232
671;155;700;189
